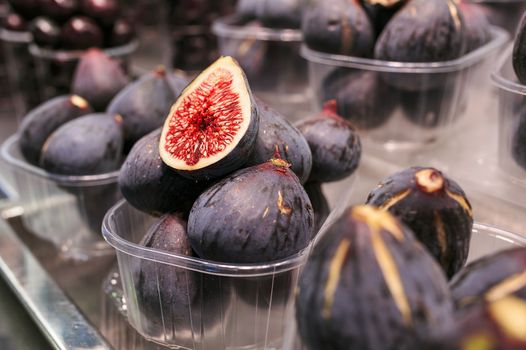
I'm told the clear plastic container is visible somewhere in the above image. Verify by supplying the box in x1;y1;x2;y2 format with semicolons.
301;26;508;155
29;40;138;103
284;222;526;350
0;135;120;260
212;16;311;122
102;199;311;350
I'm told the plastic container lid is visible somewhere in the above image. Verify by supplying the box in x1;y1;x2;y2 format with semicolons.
491;43;526;95
212;16;302;42
28;39;139;61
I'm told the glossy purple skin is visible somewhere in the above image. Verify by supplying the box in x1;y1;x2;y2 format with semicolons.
2;12;27;31
40;0;78;22
108;19;135;47
61;16;103;50
30;16;61;47
513;12;526;84
188;161;314;263
459;2;490;53
80;0;119;26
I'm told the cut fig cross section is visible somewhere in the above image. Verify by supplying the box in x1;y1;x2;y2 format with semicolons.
160;56;259;180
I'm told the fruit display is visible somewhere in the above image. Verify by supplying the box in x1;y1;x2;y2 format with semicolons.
366;167;473;278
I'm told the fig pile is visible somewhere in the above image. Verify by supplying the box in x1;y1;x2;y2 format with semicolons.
295;167;526;349
2;0;136;50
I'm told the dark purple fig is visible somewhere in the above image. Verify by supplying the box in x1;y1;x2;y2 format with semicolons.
2;12;27;31
235;0;259;20
159;56;260;181
302;0;375;56
18;95;93;165
374;0;465;62
512;110;526;170
40;0;78;22
257;0;303;29
296;100;361;183
459;1;491;53
296;205;454;350
304;182;330;234
108;18;135;47
360;0;407;36
451;247;526;311
432;296;526;350
188;159;314;263
246;101;312;184
30;16;61;48
71;48;129;111
40;113;123;175
513;12;526;84
322;69;397;129
366;167;474;278
107;67;187;152
119;129;209;216
61;16;103;50
80;0;119;26
6;0;39;20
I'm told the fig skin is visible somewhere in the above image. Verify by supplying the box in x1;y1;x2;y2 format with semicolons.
40;113;123;175
296;205;454;350
119;129;208;216
366;167;474;278
302;0;375;56
257;0;303;29
360;0;407;37
18;95;93;165
450;247;526;311
107;67;187;153
61;16;104;50
514;12;526;85
304;182;330;234
40;0;78;22
321;69;398;129
459;1;491;53
188;159;314;264
374;0;466;62
80;0;119;27
246;101;312;184
30;16;61;48
296;100;361;183
511;110;526;170
108;19;135;47
71;48;129;111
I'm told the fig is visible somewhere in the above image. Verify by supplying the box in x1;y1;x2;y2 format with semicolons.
321;69;397;129
296;205;454;350
450;247;526;311
257;0;303;29
513;12;526;84
360;0;407;36
246;101;312;184
108;19;135;47
80;0;119;27
188;159;314;263
512;111;526;170
6;0;39;20
71;48;129;111
18;95;93;165
30;16;61;48
433;296;526;350
366;167;474;278
107;67;186;152
40;0;78;22
296;100;361;183
61;16;103;50
302;0;375;56
304;182;330;233
159;56;260;181
119;129;209;216
2;12;27;31
459;1;490;53
40;113;123;175
235;0;259;21
374;0;465;62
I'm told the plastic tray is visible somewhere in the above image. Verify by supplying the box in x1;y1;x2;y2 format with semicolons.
212;16;311;122
301;26;508;155
0;135;120;260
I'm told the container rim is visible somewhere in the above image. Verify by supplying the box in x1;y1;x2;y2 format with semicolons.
102;199;310;277
301;26;508;73
472;222;526;246
490;43;526;95
212;16;302;42
0;135;120;187
0;28;31;43
28;39;139;61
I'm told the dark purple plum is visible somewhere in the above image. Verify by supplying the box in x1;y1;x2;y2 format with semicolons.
246;101;312;184
30;16;61;48
296;100;361;183
188;159;314;263
366;167;474;278
61;16;103;50
119;129;209;216
40;113;123;175
18;95;93;165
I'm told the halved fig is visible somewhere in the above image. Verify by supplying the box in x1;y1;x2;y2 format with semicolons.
159;56;259;181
